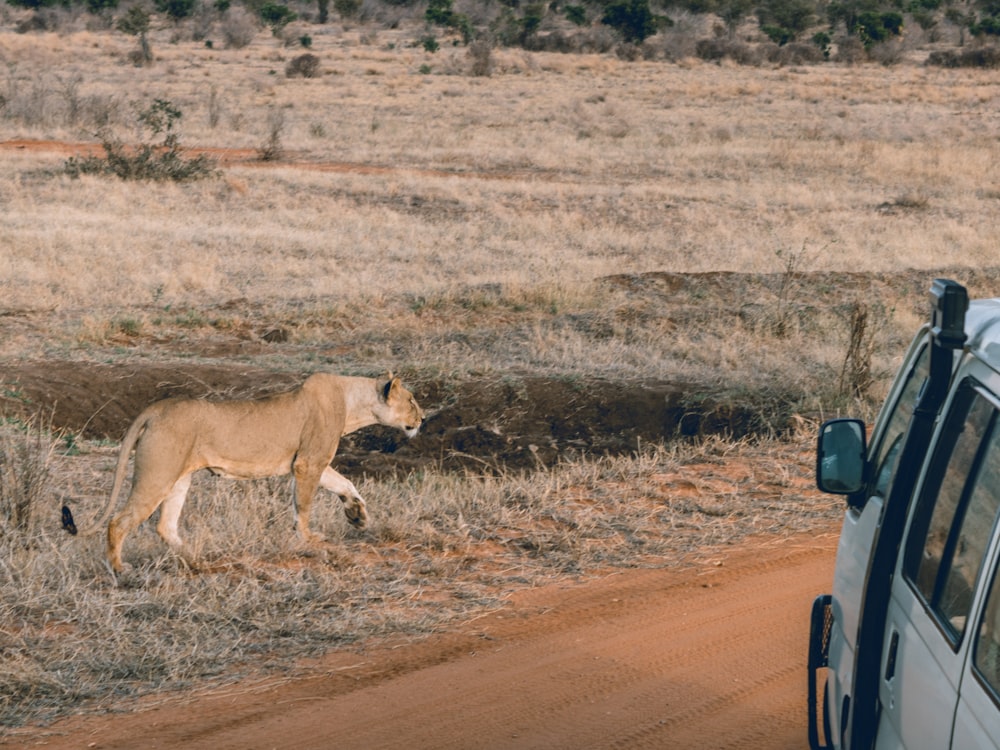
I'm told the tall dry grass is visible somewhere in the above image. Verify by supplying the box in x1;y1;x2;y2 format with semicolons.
1;26;999;411
2;29;999;318
0;419;838;731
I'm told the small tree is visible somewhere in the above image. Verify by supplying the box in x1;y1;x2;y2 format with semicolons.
855;10;902;46
564;4;587;25
86;0;119;15
65;99;217;181
333;0;360;17
259;1;296;35
116;5;153;65
756;0;814;43
425;0;473;42
601;0;658;43
155;0;196;21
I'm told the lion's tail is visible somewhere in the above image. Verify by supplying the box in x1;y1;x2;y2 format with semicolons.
62;409;153;538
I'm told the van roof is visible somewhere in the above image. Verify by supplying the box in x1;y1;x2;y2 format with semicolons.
966;298;1000;369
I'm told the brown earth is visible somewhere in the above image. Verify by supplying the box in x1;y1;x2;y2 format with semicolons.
6;529;837;750
0;360;773;476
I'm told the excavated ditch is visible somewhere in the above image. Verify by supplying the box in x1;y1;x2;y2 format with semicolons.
0;361;785;474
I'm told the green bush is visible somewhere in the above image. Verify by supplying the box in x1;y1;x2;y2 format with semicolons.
425;0;473;42
86;0;118;13
155;0;196;20
855;10;902;46
601;0;658;43
564;4;586;25
971;14;1000;34
333;0;360;17
259;1;296;34
756;0;814;44
64;99;217;182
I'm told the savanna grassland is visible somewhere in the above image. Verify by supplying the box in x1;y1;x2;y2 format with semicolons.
1;10;1000;736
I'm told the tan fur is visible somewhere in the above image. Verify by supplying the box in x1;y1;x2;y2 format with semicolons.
89;373;423;573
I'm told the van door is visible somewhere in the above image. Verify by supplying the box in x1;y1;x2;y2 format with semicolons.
879;376;1000;748
953;541;1000;749
822;339;930;748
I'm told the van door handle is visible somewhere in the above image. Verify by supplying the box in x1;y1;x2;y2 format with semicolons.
884;630;900;682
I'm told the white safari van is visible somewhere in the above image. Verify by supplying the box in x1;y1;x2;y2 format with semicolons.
809;279;1000;750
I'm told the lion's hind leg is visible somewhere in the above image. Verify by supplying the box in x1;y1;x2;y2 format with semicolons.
107;473;193;573
319;467;369;530
156;474;193;556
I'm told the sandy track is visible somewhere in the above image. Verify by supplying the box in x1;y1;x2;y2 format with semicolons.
16;530;837;750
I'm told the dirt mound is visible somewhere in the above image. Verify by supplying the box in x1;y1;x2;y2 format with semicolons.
0;361;779;473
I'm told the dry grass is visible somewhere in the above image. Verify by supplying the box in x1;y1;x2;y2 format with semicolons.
2;27;999;405
0;420;838;731
2;30;1000;319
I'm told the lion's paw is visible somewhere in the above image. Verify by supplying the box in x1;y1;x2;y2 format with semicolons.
344;506;368;530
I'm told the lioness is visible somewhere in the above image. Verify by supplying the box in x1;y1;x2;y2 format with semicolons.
69;372;424;573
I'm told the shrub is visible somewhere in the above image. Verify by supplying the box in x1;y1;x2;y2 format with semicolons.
333;0;359;17
695;37;764;64
564;4;586;25
425;0;473;42
756;0;814;43
155;0;196;21
86;0;118;14
468;39;493;75
971;15;1000;35
601;0;658;43
775;40;824;63
15;10;60;32
927;45;1000;67
868;37;904;65
257;107;285;161
833;35;866;63
811;30;831;57
116;5;153;65
220;6;258;48
64;99;217;182
854;10;902;47
259;1;296;34
425;0;453;25
286;52;321;77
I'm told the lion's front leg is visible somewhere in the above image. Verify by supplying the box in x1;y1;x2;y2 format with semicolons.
291;465;326;544
319;467;369;530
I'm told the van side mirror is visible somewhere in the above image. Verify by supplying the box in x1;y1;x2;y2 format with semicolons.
817;419;867;495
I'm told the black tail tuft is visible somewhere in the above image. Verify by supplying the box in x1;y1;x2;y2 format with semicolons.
61;505;78;535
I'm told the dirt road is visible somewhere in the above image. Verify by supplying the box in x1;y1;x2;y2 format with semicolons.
16;531;837;750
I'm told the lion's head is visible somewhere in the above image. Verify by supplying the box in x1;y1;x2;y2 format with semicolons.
376;374;425;438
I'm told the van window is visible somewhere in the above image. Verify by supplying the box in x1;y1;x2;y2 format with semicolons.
903;383;1000;642
871;344;930;500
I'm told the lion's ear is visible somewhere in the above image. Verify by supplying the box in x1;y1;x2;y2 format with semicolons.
381;373;398;402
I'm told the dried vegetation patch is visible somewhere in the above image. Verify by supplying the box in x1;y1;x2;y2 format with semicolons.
0;420;837;732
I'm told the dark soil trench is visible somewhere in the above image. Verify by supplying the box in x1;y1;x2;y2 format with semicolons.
0;361;785;475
